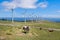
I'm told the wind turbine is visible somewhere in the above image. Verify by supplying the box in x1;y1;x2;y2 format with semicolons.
36;15;38;22
31;14;33;23
24;9;27;25
11;9;14;24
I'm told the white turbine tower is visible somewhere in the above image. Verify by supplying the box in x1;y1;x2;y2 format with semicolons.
24;9;27;25
11;9;14;24
31;11;34;23
35;0;47;22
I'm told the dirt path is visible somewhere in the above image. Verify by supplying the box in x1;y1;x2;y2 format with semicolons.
0;23;20;26
33;26;60;31
0;23;60;31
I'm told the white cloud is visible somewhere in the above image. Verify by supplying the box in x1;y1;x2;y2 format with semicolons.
38;2;48;8
57;10;60;13
2;0;37;9
1;0;48;10
2;1;16;10
17;0;37;8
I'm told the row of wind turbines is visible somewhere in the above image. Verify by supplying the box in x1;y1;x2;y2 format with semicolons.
11;0;47;25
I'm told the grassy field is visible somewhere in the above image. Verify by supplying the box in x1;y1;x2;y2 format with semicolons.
0;20;60;40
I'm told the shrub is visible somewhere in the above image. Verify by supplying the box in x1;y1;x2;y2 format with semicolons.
6;32;12;35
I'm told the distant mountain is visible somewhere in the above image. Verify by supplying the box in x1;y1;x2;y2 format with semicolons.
41;18;60;22
0;17;60;22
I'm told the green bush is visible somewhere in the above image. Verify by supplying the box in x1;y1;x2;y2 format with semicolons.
6;32;12;35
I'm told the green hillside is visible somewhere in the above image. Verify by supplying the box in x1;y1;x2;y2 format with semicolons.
0;20;60;40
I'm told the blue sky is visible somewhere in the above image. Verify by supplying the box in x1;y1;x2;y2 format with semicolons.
0;0;60;18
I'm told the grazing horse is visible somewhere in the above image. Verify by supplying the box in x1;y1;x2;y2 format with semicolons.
48;28;54;32
23;26;30;34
